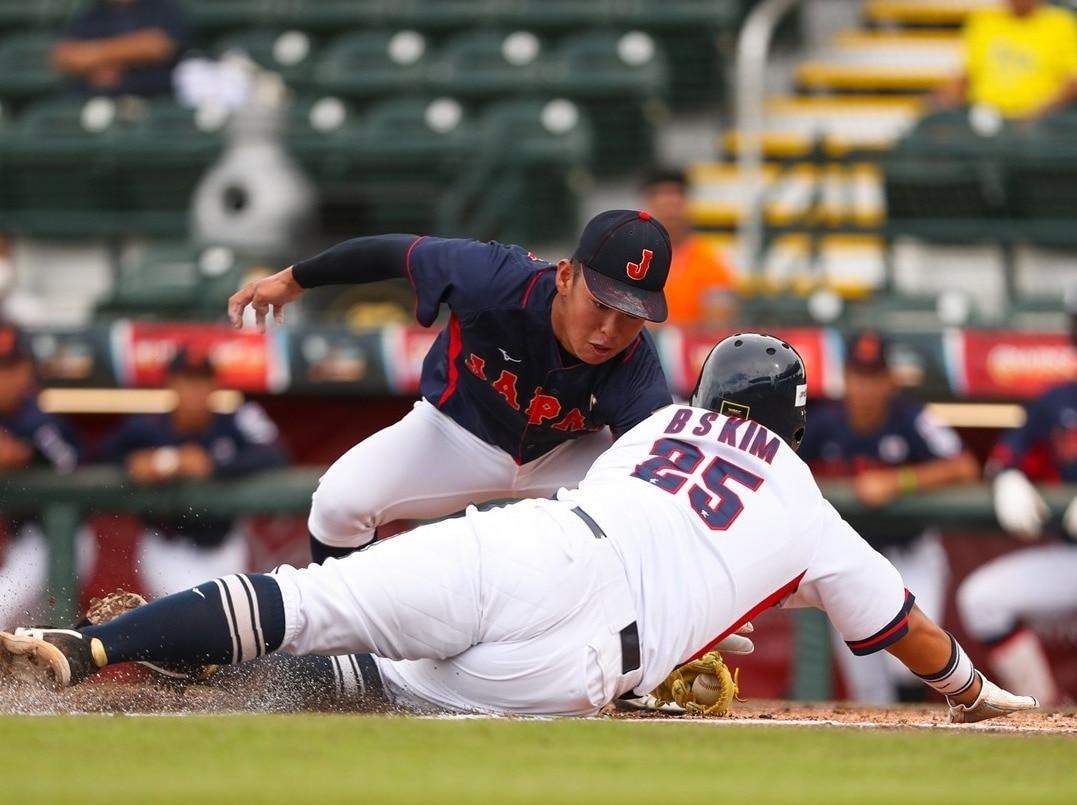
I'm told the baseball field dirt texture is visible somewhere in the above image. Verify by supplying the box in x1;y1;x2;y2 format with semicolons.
2;679;1075;804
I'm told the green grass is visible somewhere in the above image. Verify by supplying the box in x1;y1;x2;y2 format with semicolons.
2;716;1075;804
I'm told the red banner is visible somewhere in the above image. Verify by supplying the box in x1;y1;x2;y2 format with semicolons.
952;331;1077;399
675;328;836;399
115;322;286;392
387;325;441;394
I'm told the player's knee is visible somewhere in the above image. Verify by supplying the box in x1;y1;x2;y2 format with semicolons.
308;470;378;547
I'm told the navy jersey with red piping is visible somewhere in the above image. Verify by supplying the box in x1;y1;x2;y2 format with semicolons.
1;393;82;535
988;381;1077;482
101;403;287;546
406;236;672;463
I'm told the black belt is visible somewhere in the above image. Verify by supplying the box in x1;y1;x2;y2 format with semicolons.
570;506;640;675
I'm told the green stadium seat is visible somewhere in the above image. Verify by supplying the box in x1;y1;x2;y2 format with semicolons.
547;31;669;173
286;95;365;178
0;96;127;235
281;0;388;29
0;32;62;102
97;242;251;320
617;0;743;28
215;29;318;87
0;0;79;28
184;0;277;32
312;30;432;98
390;0;503;30
506;0;617;29
428;30;546;98
115;101;224;234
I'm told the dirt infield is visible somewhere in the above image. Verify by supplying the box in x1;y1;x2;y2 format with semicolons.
2;673;1074;734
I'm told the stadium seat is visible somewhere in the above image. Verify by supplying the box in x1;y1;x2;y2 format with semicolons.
215;29;318;87
116;100;224;234
428;30;547;98
287;94;365;179
96;242;251;320
506;0;617;29
547;31;669;172
312;30;432;98
0;0;79;28
796;32;960;93
281;0;389;30
390;0;503;30
0;96;126;235
617;0;742;29
183;0;278;32
0;32;62;103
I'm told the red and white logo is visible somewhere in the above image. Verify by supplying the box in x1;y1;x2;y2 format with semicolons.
626;249;653;280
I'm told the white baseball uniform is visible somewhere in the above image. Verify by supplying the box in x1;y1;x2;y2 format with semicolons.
271;404;912;715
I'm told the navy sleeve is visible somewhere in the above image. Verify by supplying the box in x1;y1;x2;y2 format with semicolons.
405;237;535;326
213;403;288;479
989;391;1053;474
142;0;190;51
291;234;416;289
99;417;152;463
604;332;673;439
903;402;964;462
24;415;82;473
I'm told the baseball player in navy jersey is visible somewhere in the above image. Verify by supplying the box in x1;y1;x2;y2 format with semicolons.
1;333;1038;724
0;324;92;629
957;296;1077;706
225;211;674;563
101;347;287;597
798;330;979;704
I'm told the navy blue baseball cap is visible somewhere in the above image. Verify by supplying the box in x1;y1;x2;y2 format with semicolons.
0;323;31;366
167;345;216;377
845;330;890;373
573;209;672;322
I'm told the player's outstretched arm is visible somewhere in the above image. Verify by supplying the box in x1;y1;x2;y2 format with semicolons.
886;605;1039;724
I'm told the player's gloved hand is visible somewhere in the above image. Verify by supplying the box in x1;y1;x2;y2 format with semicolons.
946;672;1039;724
992;469;1048;541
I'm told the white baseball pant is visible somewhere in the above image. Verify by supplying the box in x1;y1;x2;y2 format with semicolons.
273;499;641;715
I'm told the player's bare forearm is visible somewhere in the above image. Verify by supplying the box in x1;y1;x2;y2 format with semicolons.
903;451;980;493
886;606;980;706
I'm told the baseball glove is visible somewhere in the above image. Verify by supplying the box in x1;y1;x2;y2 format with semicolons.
81;590;148;625
649;651;741;717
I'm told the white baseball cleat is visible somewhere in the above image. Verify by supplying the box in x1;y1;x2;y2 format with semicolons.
946;672;1039;724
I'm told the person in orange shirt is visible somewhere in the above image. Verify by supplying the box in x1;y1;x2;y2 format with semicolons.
642;168;738;328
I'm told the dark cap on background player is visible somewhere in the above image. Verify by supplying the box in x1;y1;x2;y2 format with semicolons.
166;345;216;378
845;330;890;374
573;209;672;322
0;322;31;366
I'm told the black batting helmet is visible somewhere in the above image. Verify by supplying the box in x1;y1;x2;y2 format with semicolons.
690;333;808;450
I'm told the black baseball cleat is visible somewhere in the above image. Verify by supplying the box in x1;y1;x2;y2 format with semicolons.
0;628;105;689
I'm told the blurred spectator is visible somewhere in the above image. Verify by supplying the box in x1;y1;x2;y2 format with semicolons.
957;292;1077;706
642;168;737;328
51;0;189;97
0;323;92;629
100;346;287;597
798;330;979;704
935;0;1077;120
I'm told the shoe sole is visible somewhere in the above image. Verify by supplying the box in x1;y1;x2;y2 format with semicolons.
0;631;71;688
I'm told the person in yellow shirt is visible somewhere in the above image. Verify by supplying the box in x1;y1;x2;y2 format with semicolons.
642;168;738;328
936;0;1077;119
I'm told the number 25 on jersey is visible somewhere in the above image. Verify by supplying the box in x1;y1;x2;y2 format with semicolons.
631;438;763;530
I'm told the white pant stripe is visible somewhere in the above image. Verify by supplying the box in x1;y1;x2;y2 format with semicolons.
237;574;265;658
211;579;240;664
220;575;259;662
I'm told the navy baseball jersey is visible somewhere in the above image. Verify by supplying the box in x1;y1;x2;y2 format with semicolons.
798;396;964;546
0;394;82;534
101;403;286;546
990;381;1077;483
406;237;673;464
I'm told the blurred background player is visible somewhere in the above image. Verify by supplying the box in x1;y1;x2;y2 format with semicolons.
0;323;90;629
51;0;189;98
100;346;286;597
228;211;674;563
798;330;979;703
640;167;738;328
934;0;1077;121
956;291;1077;706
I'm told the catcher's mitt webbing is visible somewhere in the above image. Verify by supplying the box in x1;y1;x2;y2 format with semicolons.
650;651;741;716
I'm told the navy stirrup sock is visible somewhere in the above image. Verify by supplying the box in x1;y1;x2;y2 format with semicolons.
81;574;286;666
